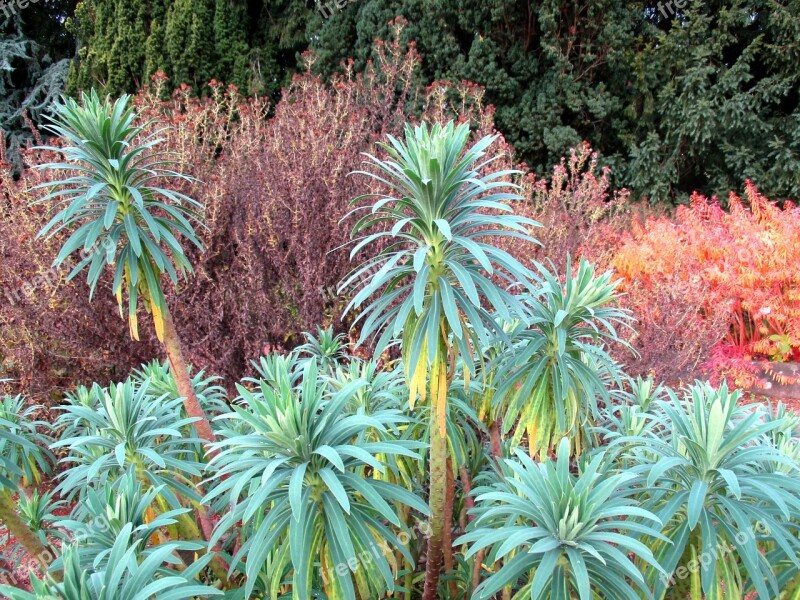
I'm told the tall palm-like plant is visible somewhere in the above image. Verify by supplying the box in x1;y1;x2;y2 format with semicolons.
33;90;215;443
342;121;538;597
493;258;631;458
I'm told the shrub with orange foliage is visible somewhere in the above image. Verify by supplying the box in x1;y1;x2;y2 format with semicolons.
613;181;800;387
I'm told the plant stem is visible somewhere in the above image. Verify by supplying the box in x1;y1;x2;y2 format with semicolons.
422;352;448;600
0;488;57;580
174;510;230;586
443;456;457;598
489;420;503;462
161;306;216;445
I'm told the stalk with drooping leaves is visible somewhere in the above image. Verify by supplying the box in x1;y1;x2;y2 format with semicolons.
492;257;633;459
341;121;538;598
33;90;215;443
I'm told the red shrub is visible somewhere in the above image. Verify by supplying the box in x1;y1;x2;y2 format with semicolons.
514;142;635;268
613;182;800;387
0;20;508;398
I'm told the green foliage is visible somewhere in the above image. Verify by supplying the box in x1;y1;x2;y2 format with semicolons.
629;382;800;600
595;376;666;457
1;8;73;170
66;0;306;98
18;489;62;536
0;524;221;600
8;111;800;599
297;326;349;375
52;378;204;508
0;394;54;486
35;91;203;341
53;474;200;572
58;1;800;203
343;121;538;409
759;402;800;473
131;360;230;417
57;383;108;440
329;358;407;417
311;0;800;203
493;258;632;458
0;490;63;572
624;0;800;203
164;0;215;89
249;350;306;389
458;437;666;600
204;358;428;599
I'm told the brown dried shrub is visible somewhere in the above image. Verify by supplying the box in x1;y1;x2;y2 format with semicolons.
0;21;505;399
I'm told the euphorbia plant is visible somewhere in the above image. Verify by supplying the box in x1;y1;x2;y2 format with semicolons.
0;413;54;577
631;382;800;600
34;90;215;443
458;437;666;600
0;524;221;600
0;394;54;490
493;258;631;458
53;378;205;508
204;359;428;599
342;121;537;597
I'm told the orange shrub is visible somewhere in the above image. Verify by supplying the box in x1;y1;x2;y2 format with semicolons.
613;181;800;387
489;142;644;273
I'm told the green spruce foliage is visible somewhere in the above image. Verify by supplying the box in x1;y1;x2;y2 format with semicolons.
0;7;73;170
66;0;306;98
308;0;800;203
13;0;800;203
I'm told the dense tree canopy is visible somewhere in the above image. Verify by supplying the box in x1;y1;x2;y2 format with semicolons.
308;0;800;202
65;0;308;98
3;0;799;202
0;2;75;169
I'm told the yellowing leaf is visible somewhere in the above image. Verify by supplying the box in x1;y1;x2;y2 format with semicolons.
150;297;165;342
411;359;428;411
129;311;139;341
